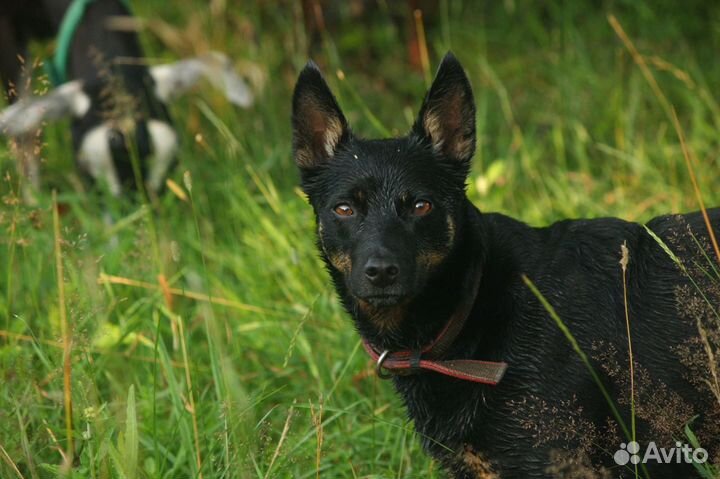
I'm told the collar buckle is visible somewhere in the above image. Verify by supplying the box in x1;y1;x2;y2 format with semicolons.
375;350;393;379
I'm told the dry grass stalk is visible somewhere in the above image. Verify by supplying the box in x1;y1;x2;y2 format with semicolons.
264;402;295;479
608;14;720;266
177;315;204;478
0;329;188;368
607;15;673;120
413;9;431;87
97;272;270;313
0;443;25;479
310;397;324;479
157;273;174;311
619;241;637;469
669;108;720;266
52;191;74;472
165;178;189;202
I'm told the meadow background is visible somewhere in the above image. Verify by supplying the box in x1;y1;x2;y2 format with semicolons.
1;0;719;477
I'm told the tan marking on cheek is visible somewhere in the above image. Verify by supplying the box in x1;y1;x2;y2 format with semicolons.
460;445;499;479
319;221;352;274
328;252;352;273
417;216;455;271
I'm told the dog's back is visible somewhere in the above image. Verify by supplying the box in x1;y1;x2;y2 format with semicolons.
390;208;719;478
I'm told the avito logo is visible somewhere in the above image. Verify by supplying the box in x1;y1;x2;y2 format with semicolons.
614;441;708;465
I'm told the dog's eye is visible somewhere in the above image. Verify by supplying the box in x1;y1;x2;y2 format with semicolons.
413;200;432;216
334;203;354;217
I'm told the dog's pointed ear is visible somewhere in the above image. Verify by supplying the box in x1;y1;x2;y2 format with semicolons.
292;61;350;170
412;52;476;165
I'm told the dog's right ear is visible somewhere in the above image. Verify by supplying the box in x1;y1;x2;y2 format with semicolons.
411;52;476;167
292;61;349;170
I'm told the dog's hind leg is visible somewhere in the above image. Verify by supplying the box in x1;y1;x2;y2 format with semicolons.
77;124;122;197
77;124;124;246
145;119;178;195
78;125;123;250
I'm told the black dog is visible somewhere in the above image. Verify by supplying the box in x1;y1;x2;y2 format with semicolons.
292;53;720;478
0;0;252;201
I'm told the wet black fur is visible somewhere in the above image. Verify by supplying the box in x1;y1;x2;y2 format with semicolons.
292;53;720;478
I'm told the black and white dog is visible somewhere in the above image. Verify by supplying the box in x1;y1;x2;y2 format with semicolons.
0;0;253;199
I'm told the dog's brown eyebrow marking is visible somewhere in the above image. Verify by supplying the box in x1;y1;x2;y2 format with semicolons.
353;189;366;203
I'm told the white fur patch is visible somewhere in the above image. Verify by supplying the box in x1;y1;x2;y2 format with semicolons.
151;64;184;103
0;80;90;135
60;82;91;117
150;53;254;107
77;125;121;196
145;120;178;192
72;91;91;117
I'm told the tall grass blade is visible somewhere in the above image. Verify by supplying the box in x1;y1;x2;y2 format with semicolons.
124;385;139;479
620;242;638;479
52;190;74;472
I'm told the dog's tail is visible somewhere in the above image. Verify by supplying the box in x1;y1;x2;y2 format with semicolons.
150;52;254;108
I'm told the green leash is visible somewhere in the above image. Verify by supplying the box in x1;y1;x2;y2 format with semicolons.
46;0;132;86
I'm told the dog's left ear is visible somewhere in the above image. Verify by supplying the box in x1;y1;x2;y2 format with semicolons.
412;52;476;166
292;61;350;171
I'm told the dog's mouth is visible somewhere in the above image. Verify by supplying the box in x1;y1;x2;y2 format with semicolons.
360;293;406;307
354;293;411;332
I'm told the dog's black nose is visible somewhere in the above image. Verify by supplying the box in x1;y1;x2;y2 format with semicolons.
364;257;399;287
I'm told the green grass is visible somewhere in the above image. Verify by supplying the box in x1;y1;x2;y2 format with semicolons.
1;1;719;477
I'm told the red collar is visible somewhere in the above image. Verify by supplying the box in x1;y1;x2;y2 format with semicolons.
361;264;507;385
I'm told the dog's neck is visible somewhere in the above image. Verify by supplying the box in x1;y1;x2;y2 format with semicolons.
340;201;487;353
